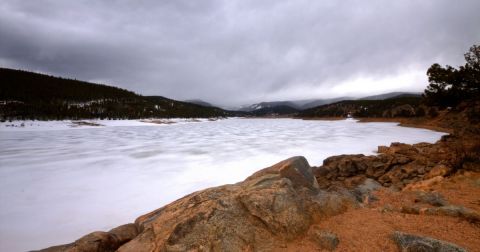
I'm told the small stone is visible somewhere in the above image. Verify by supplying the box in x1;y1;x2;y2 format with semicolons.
401;206;420;214
414;192;448;207
406;240;435;252
309;228;339;251
352;178;382;203
381;204;394;213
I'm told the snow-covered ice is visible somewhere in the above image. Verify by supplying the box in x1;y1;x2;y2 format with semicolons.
0;118;445;251
0;118;211;131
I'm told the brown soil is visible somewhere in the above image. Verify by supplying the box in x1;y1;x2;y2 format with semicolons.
312;209;479;251
241;171;480;251
432;171;480;212
292;171;480;251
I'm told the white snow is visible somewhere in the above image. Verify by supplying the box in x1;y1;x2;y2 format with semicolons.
0;118;445;251
0;118;212;131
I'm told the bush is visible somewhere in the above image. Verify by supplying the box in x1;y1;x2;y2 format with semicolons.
428;107;439;118
415;107;426;117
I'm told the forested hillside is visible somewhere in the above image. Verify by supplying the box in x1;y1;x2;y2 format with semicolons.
297;96;425;118
0;68;231;120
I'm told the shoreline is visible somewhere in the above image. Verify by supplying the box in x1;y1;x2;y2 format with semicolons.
356;117;453;134
293;117;454;134
298;116;453;134
297;116;346;121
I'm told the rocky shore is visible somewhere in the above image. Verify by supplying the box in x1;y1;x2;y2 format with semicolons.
38;104;480;251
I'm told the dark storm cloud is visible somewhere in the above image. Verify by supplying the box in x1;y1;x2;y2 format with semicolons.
1;0;479;106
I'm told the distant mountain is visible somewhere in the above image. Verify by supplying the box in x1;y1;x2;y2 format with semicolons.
359;92;422;100
0;68;232;120
237;97;354;114
184;99;214;107
299;97;353;109
238;93;422;113
250;105;299;116
239;101;301;112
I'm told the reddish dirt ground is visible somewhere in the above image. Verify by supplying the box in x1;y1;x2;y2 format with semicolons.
282;171;480;251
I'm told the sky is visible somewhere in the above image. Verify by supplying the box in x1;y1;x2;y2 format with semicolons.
0;1;479;107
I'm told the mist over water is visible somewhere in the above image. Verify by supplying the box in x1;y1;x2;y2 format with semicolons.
0;118;445;251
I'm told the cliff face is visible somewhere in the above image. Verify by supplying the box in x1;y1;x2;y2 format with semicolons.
38;104;480;251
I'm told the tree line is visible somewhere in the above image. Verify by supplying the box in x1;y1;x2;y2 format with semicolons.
0;68;230;120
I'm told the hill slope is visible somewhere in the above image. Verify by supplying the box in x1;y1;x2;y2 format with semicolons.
237;94;413;114
299;97;353;109
239;101;301;111
0;68;230;120
250;104;299;116
184;99;214;107
298;96;424;118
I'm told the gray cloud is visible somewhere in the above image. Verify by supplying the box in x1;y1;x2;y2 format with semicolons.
1;0;479;106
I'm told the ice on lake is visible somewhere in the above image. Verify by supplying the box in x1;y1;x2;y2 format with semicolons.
0;118;445;251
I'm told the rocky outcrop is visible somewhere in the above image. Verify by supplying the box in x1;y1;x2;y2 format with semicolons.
392;231;467;252
312;135;470;190
40;157;361;252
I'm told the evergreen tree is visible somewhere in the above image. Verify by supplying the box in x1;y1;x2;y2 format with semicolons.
424;44;480;108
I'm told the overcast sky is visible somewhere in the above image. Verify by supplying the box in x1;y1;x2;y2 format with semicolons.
1;1;479;106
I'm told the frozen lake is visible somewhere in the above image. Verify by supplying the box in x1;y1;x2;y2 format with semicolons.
0;118;445;251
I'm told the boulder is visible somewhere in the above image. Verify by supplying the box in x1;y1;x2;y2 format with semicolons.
69;232;119;252
246;156;319;190
352;178;382;203
308;228;339;251
117;157;354;251
36;224;139;252
108;224;140;245
414;192;448;207
384;142;420;156
426;205;480;223
392;231;467;252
